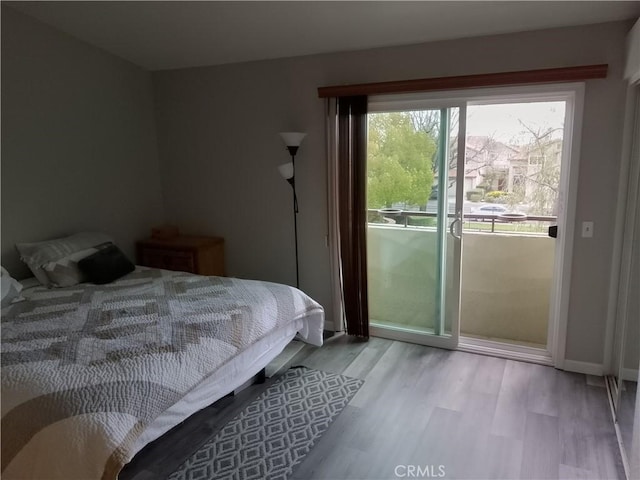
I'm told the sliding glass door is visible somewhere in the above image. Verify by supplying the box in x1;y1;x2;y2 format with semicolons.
366;101;466;348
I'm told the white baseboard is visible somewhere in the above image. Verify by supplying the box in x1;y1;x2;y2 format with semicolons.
328;316;343;333
562;362;638;380
458;336;553;366
563;359;604;376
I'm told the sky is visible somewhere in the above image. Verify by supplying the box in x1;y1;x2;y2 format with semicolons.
466;101;566;145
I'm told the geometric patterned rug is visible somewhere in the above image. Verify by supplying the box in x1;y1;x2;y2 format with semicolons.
168;367;364;480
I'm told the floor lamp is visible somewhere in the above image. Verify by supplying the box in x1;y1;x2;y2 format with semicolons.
278;132;306;289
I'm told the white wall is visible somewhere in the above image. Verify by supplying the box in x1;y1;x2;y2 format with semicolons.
1;7;165;277
154;21;631;364
625;18;640;83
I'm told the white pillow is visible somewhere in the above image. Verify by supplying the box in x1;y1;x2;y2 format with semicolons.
1;267;24;307
16;232;112;286
43;246;102;287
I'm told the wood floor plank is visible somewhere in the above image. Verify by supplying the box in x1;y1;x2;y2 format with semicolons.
555;374;624;478
525;363;561;418
434;350;481;411
559;463;598;479
557;371;591;426
474;434;524;480
409;406;464;479
491;359;533;439
348;340;419;409
589;433;625;480
585;374;606;388
341;336;394;380
520;411;561;479
297;333;369;374
558;373;599;472
469;354;507;395
121;338;624;480
345;342;441;454
458;390;500;440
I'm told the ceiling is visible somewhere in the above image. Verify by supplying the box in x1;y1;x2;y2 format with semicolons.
6;1;640;71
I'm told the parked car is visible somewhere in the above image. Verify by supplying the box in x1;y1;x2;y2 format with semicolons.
471;204;508;221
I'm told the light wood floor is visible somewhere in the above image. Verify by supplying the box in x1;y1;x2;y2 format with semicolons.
121;335;624;480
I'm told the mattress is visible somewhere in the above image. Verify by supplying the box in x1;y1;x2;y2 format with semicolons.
131;318;303;454
1;267;324;479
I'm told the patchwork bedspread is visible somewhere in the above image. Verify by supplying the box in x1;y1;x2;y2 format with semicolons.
1;268;324;479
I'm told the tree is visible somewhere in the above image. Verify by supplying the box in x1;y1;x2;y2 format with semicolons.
367;108;563;216
409;109;496;191
367;113;436;209
517;120;563;216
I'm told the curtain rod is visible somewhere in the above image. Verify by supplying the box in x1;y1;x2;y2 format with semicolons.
317;64;608;98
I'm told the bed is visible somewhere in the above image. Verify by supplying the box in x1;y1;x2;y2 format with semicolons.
1;266;324;480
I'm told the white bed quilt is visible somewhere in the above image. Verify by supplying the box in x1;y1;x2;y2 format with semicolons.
1;268;324;479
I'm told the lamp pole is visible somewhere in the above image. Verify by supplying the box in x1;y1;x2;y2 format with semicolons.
288;148;300;289
279;132;306;289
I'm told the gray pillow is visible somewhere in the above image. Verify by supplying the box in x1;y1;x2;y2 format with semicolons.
16;232;113;286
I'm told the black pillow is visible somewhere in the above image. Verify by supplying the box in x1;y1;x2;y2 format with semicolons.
77;244;135;284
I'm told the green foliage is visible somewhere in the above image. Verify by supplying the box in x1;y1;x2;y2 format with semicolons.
407;216;437;227
485;190;509;203
466;188;484;201
367;113;436;208
486;190;509;199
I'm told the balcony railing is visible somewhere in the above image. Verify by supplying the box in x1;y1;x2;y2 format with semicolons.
368;209;556;234
367;211;556;347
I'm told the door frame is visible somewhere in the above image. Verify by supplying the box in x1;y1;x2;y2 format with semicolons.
364;83;585;367
605;85;640;378
367;100;467;350
456;84;584;369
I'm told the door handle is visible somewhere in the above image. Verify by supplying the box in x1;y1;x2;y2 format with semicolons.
450;210;462;239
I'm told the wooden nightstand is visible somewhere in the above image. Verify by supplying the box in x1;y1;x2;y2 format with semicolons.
136;235;225;276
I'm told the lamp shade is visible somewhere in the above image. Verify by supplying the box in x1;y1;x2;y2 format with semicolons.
278;162;294;180
279;132;307;147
